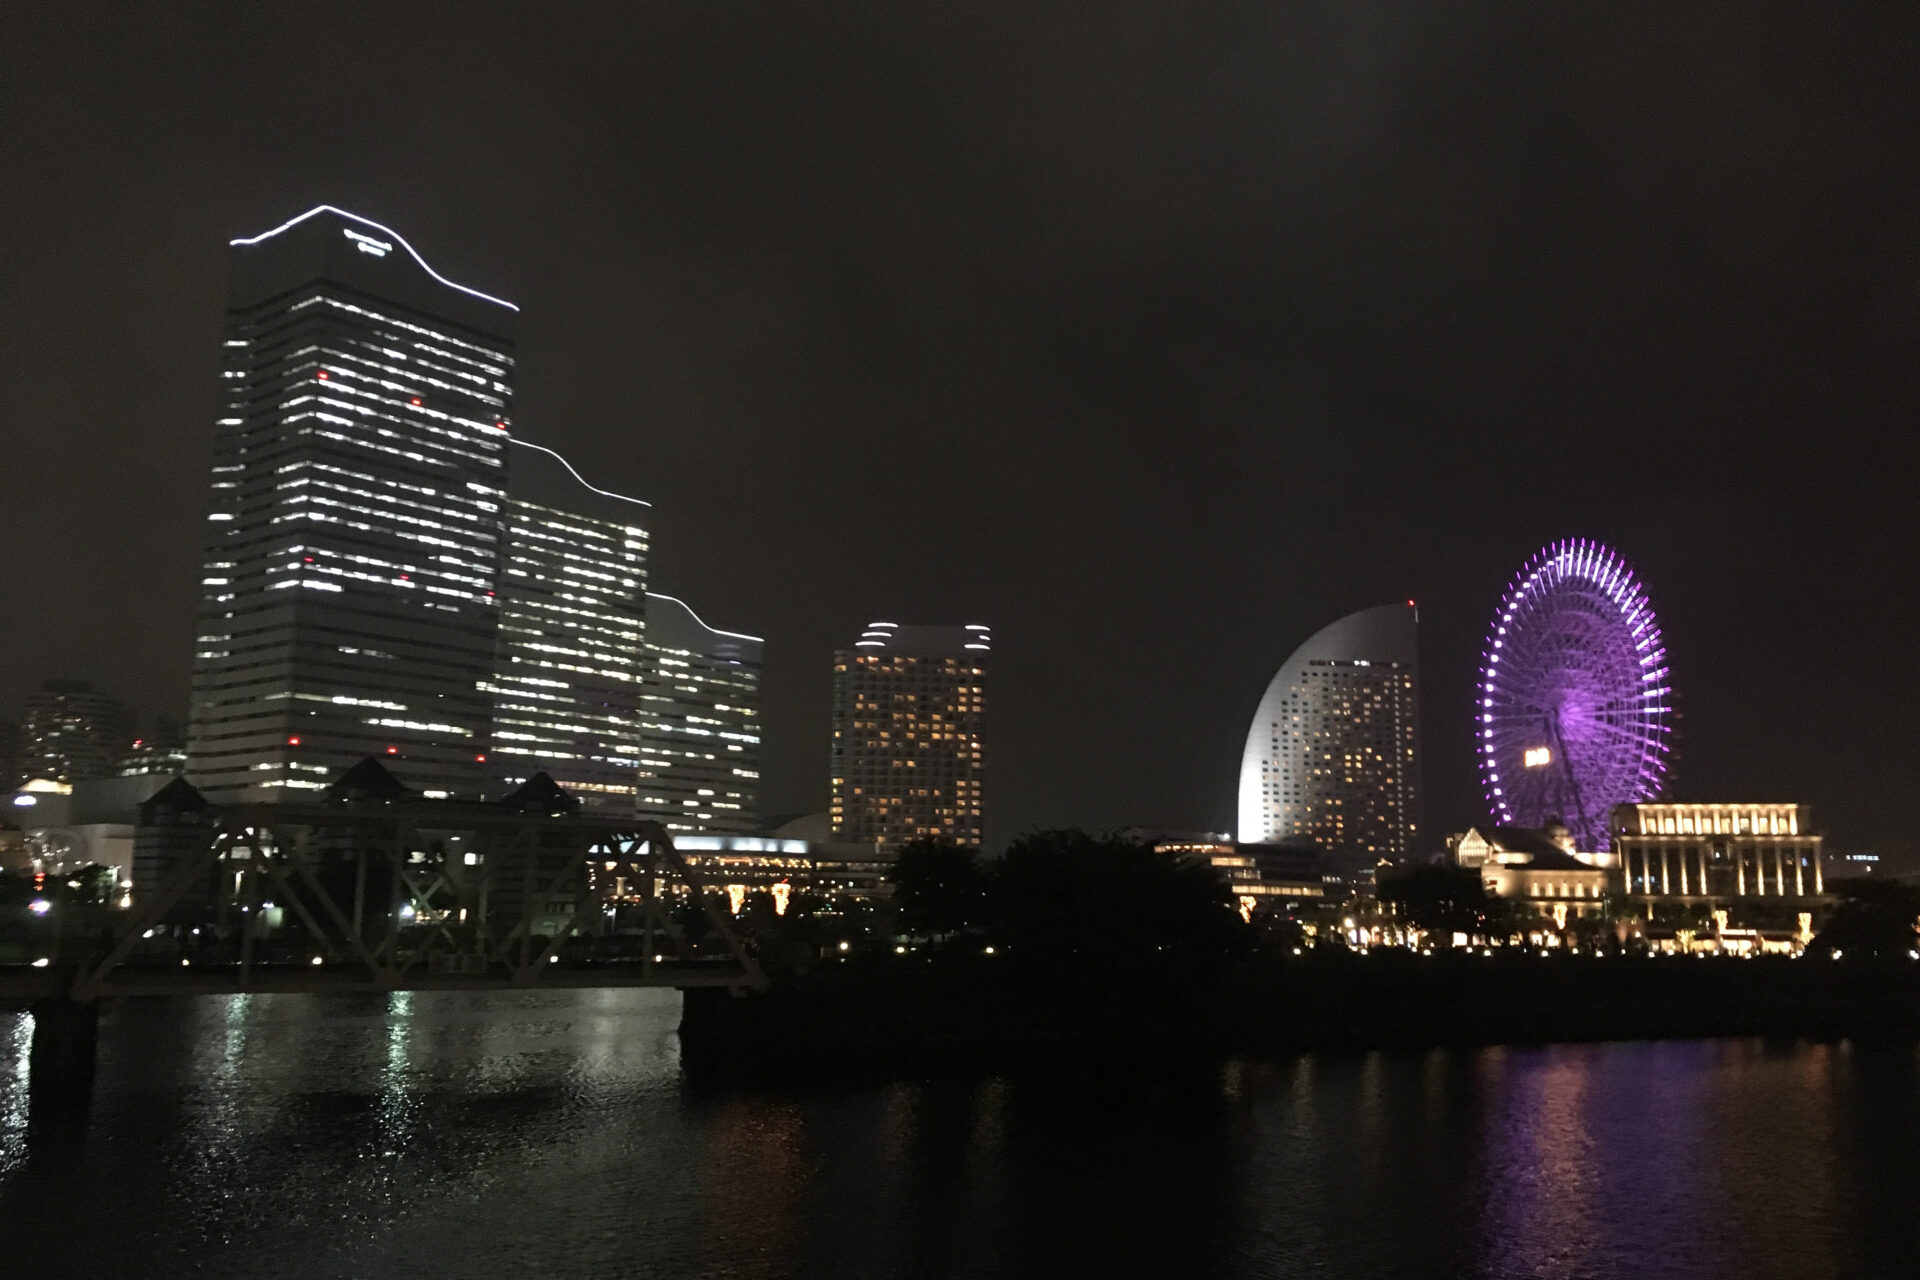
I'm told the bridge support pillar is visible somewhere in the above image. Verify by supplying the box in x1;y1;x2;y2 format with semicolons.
29;996;99;1101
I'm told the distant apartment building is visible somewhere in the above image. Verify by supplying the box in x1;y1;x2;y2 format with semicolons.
19;680;137;784
117;718;190;778
186;206;516;800
635;593;762;834
829;622;988;848
1238;604;1421;871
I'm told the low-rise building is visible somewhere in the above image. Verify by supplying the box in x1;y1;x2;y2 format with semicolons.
1154;836;1327;919
1452;822;1610;920
1610;802;1826;909
670;834;898;908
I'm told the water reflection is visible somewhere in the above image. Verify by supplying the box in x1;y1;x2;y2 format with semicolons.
0;1013;28;1178
5;998;1920;1279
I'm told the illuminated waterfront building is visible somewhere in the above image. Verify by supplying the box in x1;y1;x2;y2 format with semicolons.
1237;604;1420;868
186;206;516;800
1154;837;1326;919
19;680;137;784
659;835;899;908
1452;822;1610;920
1611;802;1826;905
487;441;652;810
635;593;762;834
829;623;988;848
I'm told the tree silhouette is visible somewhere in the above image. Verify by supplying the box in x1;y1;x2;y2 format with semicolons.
1376;863;1505;942
984;829;1246;967
1807;878;1920;959
890;840;986;937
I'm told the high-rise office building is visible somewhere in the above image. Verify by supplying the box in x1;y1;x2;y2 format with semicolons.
635;594;762;833
487;441;652;810
829;622;988;848
19;680;137;784
1237;604;1420;866
187;207;516;800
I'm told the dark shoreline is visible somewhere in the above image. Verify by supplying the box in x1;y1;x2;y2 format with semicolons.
680;953;1920;1079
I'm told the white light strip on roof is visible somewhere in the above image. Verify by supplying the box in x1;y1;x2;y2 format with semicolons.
506;438;652;508
646;592;763;643
230;205;520;312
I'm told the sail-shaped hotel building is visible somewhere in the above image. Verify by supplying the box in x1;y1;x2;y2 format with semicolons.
1237;603;1421;866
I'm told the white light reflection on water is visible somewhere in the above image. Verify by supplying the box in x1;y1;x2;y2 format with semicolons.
376;990;418;1161
176;995;256;1185
0;1013;29;1178
11;1001;1918;1280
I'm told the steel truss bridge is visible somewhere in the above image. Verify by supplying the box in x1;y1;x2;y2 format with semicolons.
2;798;767;1087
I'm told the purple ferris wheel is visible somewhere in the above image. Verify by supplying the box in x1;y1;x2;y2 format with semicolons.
1478;539;1673;851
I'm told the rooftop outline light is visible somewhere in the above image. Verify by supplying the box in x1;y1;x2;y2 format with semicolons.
229;205;519;312
507;438;652;508
645;592;762;643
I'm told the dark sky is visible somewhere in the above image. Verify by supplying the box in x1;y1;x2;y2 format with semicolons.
4;4;1916;850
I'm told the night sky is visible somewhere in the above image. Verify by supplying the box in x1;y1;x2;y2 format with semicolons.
4;5;1915;851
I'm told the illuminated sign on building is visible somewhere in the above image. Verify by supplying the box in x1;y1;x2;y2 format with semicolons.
343;228;392;257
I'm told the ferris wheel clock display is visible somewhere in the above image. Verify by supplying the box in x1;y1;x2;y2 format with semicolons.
1478;539;1673;852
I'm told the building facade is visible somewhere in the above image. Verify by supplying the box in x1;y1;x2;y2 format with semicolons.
829;623;988;848
117;728;190;779
1238;604;1421;868
487;441;652;810
1453;823;1611;920
1155;837;1326;919
18;680;137;784
1611;802;1825;906
635;593;762;834
187;206;516;801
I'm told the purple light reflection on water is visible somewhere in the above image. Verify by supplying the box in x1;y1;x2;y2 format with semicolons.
1469;1041;1850;1280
